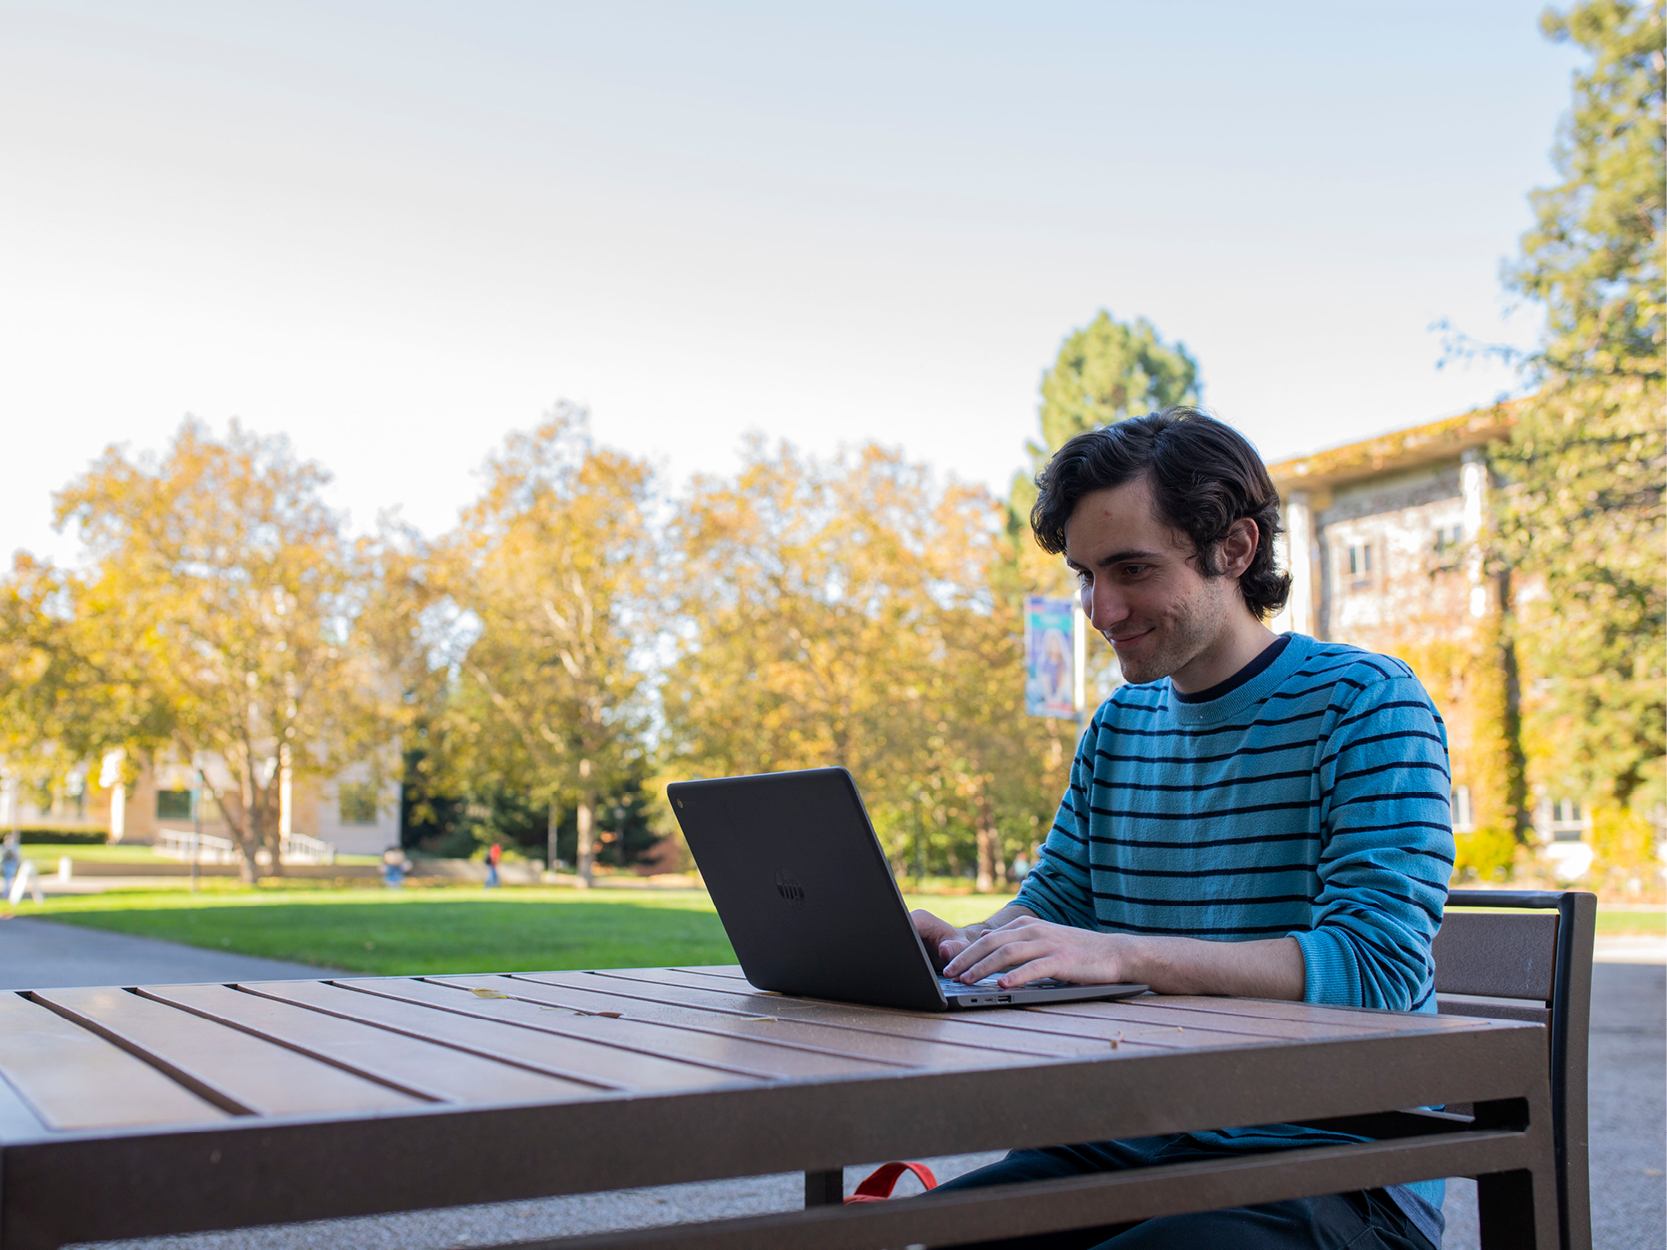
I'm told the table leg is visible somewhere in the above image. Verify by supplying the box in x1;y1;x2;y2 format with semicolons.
1477;1169;1545;1249
804;1169;843;1207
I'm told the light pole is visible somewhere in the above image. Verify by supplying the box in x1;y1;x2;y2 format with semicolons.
190;755;205;895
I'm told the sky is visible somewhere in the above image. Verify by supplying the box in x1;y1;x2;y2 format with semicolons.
1;0;1583;563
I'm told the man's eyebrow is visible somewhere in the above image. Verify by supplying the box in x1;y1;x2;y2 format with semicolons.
1067;548;1165;570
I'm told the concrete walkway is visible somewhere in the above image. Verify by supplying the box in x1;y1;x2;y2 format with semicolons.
0;919;1655;1249
0;916;338;988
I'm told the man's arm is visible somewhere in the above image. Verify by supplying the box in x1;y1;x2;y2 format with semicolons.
939;915;1305;999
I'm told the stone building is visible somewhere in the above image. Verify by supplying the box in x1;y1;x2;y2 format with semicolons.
1265;405;1593;880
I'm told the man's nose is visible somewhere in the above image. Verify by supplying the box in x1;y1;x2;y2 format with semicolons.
1082;582;1129;631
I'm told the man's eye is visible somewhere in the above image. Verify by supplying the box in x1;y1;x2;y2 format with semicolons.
1122;565;1148;577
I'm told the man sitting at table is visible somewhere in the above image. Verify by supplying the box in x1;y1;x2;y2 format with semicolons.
912;408;1453;1250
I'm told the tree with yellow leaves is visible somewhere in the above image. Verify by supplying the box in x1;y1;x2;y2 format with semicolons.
432;406;651;886
0;419;389;881
662;439;1070;888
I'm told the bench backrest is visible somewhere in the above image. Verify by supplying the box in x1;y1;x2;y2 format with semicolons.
1436;889;1596;1250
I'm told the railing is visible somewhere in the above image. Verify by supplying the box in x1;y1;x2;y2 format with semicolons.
154;828;337;865
280;832;336;865
154;827;241;864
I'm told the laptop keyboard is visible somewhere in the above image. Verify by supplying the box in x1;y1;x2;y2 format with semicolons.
939;975;1064;993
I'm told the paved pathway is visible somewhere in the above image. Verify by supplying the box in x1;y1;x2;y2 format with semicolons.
1442;961;1665;1250
0;918;1655;1249
0;916;336;988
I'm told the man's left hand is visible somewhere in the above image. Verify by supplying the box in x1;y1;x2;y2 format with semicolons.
941;915;1130;988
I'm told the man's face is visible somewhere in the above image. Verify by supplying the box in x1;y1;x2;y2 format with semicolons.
1063;476;1239;687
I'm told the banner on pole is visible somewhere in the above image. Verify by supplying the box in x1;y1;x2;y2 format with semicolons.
1024;594;1079;720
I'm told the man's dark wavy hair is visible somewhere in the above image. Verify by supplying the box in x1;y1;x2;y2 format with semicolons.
1029;406;1292;621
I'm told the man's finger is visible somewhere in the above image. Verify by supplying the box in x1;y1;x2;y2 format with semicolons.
955;940;1049;984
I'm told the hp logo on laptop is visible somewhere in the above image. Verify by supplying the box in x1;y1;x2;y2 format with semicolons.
775;869;805;906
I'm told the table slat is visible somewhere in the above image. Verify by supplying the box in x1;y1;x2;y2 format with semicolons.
35;987;421;1117
440;974;1119;1065
556;969;1243;1054
0;993;224;1131
365;977;931;1077
256;981;769;1091
138;984;600;1105
580;969;1469;1054
1102;996;1492;1033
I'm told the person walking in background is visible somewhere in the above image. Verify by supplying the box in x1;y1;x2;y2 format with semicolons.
1;832;19;897
485;840;502;889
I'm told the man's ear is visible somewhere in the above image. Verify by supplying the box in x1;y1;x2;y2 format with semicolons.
1218;518;1259;580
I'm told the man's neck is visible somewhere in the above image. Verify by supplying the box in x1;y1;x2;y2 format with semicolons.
1169;614;1280;695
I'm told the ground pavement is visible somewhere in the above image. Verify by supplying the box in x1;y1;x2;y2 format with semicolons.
0;919;1658;1249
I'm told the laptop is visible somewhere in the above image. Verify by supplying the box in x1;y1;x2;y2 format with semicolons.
666;767;1147;1012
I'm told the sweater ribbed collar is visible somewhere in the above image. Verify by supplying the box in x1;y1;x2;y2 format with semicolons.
1161;632;1315;727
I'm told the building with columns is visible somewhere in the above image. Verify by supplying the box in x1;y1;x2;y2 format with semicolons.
1264;405;1594;880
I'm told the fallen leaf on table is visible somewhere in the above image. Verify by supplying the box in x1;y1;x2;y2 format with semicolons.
470;988;511;999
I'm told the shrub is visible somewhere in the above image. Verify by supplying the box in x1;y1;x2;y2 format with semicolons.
1452;824;1518;883
8;826;108;845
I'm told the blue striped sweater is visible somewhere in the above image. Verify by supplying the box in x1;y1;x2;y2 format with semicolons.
1015;632;1454;1236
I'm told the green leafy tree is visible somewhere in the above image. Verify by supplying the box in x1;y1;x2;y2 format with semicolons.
1010;311;1199;525
1492;0;1665;825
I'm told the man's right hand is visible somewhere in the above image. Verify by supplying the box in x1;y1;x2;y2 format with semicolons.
910;904;1036;974
910;909;980;971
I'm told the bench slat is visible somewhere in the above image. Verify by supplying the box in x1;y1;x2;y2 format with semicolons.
0;993;224;1131
34;987;421;1117
1436;993;1552;1027
138;983;601;1105
1433;912;1558;1001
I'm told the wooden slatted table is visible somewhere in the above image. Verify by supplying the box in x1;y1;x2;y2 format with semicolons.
0;966;1558;1249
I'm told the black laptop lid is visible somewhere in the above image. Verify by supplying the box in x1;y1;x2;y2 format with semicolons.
667;768;944;1011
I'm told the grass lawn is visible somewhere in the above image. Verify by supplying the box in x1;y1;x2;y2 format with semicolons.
19;885;1018;976
20;843;172;863
1594;906;1667;934
22;881;1651;978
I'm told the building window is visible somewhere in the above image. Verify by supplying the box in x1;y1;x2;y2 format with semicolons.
338;783;380;825
1548;798;1584;842
1433;524;1463;554
1451;785;1473;832
1343;541;1372;587
155;790;193;820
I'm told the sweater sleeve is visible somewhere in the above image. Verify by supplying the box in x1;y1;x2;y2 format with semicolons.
1293;666;1456;1011
1014;716;1101;931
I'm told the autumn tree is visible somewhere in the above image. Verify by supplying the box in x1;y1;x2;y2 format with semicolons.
0;420;387;881
662;440;1069;886
433;407;651;886
1492;0;1665;831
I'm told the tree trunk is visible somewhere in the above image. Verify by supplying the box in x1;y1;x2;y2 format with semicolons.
975;793;999;894
576;790;596;888
547;799;560;876
1496;569;1531;841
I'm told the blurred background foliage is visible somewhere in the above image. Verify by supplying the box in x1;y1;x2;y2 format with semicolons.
1;0;1660;892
